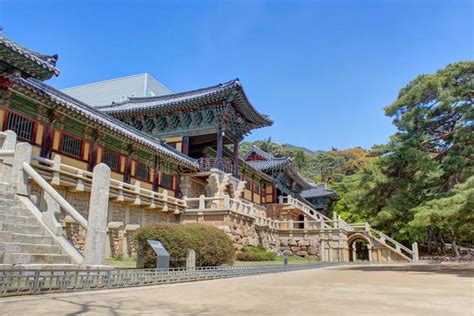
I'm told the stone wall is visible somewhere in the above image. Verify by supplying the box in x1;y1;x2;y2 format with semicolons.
29;182;176;258
279;236;320;258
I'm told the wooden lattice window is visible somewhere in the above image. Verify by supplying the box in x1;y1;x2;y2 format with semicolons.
102;149;120;171
160;173;173;189
59;133;82;159
136;161;149;181
254;182;261;194
6;112;35;141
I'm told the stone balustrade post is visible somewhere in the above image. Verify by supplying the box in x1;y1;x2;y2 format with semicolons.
51;155;61;185
13;143;32;196
134;181;141;205
198;195;205;209
412;242;419;261
289;219;294;230
223;194;230;209
76;170;85;191
0;130;17;182
162;190;169;212
186;249;196;269
278;195;283;204
84;163;111;265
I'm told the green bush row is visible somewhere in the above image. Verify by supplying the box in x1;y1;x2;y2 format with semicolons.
236;245;277;261
134;223;235;268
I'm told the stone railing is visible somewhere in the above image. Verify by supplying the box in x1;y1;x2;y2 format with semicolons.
278;195;333;228
348;222;418;261
184;194;280;229
32;155;186;212
0;136;110;265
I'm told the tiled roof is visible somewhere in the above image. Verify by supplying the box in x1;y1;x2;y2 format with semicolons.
246;157;292;171
301;184;338;199
3;74;198;169
99;79;272;127
242;145;275;161
243;145;312;189
0;34;60;79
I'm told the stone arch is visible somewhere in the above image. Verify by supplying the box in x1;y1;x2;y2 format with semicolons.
348;233;373;262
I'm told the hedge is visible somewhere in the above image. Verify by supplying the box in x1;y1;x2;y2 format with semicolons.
134;223;234;268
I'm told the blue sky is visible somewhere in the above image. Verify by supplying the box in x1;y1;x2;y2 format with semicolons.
1;0;473;151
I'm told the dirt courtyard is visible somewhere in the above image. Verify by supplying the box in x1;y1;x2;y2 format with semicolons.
0;263;473;315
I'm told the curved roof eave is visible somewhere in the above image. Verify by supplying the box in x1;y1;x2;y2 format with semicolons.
3;74;198;170
100;79;273;127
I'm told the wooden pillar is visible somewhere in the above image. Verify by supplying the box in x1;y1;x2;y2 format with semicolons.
233;140;239;176
182;136;189;156
124;156;132;183
153;156;160;192
40;125;54;159
175;173;181;198
216;126;223;170
88;142;98;172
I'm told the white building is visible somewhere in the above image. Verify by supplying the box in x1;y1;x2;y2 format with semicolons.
62;73;172;107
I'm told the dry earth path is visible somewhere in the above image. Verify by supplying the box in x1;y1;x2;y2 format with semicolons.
0;263;472;315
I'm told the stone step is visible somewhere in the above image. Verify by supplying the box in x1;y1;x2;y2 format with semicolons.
0;222;45;235
0;214;36;226
0;242;62;254
0;205;32;217
0;192;16;200
0;231;56;245
1;253;71;264
0;182;16;193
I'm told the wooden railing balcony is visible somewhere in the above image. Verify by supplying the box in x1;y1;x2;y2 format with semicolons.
197;158;234;174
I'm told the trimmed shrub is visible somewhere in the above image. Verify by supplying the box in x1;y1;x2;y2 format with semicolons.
134;223;234;268
236;245;277;261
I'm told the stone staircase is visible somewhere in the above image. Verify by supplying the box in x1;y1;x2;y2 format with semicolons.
0;183;72;265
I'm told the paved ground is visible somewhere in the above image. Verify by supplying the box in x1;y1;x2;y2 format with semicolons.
0;263;473;315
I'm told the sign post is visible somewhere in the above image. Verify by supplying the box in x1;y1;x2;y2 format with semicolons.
147;240;170;270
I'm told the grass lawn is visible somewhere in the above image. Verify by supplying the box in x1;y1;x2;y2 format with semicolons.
105;257;137;268
233;256;320;266
105;255;319;268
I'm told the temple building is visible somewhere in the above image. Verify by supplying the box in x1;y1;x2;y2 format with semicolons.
0;33;415;266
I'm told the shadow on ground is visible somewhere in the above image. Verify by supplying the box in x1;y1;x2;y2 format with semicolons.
336;263;474;278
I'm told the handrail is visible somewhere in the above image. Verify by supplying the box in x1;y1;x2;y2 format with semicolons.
22;162;88;229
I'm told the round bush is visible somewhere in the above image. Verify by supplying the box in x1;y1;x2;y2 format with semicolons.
134;223;234;268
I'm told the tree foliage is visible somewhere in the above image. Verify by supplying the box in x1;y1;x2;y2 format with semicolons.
336;61;474;253
243;62;473;255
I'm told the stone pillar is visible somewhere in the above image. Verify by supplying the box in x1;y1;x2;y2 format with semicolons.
368;244;373;262
13;143;32;196
186;249;196;269
233;140;239;176
412;242;419;261
216;126;223;170
0;130;17;182
84;163;111;265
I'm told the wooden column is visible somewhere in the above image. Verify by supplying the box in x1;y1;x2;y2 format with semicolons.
124;156;132;183
153;157;160;192
88;142;98;172
216;126;223;170
233;140;239;176
175;172;181;198
182;136;189;156
40;125;54;159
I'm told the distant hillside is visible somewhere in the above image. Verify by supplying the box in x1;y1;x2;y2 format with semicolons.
240;138;374;183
